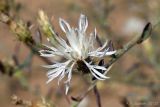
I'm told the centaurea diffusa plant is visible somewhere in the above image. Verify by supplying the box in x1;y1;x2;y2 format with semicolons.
0;1;153;107
38;11;116;94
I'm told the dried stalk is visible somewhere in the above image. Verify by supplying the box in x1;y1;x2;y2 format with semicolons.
11;95;53;107
93;85;102;107
0;12;52;64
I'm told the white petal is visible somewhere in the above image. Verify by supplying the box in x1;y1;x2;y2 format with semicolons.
40;54;55;57
49;27;71;50
42;44;66;56
46;60;72;84
65;62;75;82
83;60;109;80
94;49;109;57
65;82;70;95
78;14;88;32
90;70;106;80
87;29;96;52
88;51;101;57
58;69;66;85
59;18;71;33
78;31;88;58
94;28;97;38
46;69;63;84
42;44;58;51
96;40;108;52
89;47;116;57
66;29;81;54
104;66;112;76
44;43;72;59
43;63;63;69
56;36;71;49
91;67;108;79
92;65;107;70
105;51;116;55
47;67;64;77
88;42;109;57
57;62;74;94
39;50;55;57
46;30;65;51
40;49;63;57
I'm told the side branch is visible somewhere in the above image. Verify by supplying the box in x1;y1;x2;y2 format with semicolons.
0;12;52;64
105;23;152;68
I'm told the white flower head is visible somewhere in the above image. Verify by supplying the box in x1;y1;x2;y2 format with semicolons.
39;14;116;94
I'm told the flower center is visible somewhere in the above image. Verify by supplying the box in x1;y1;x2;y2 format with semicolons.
76;57;91;74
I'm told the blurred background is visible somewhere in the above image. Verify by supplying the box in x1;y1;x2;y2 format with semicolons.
0;0;160;107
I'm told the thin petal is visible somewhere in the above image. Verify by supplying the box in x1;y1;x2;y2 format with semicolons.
105;51;116;55
43;63;63;69
58;69;66;85
78;14;88;32
39;50;55;57
59;18;71;33
65;62;75;82
87;29;96;51
90;70;106;80
92;65;107;70
42;44;58;51
46;69;63;84
65;82;70;95
96;40;108;52
47;67;64;77
83;60;109;80
49;27;71;50
94;28;97;38
47;60;71;76
88;41;108;57
42;44;65;56
91;67;108;79
66;29;81;54
89;48;116;57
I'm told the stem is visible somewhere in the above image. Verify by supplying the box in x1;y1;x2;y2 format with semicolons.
105;22;152;68
93;85;102;107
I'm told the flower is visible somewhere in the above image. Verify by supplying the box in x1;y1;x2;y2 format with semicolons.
39;13;116;94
